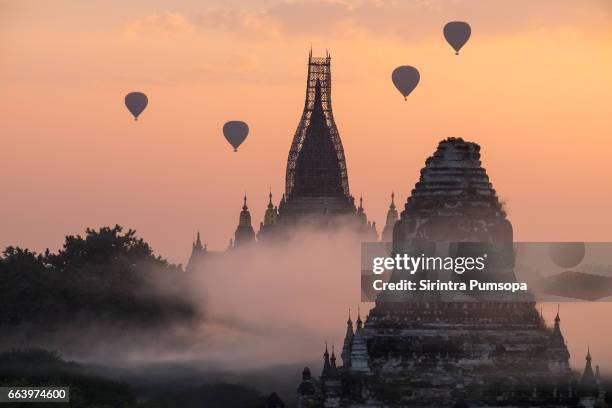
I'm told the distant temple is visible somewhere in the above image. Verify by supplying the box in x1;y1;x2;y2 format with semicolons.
186;52;379;269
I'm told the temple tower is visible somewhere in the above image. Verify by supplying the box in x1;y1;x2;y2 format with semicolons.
257;192;279;242
381;192;398;242
340;310;353;367
234;195;256;247
308;138;586;407
278;52;356;226
186;231;207;272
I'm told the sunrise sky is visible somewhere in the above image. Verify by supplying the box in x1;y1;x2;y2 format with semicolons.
2;0;612;377
1;0;612;262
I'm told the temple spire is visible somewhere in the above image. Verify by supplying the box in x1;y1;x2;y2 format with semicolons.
382;191;399;241
284;52;350;201
186;230;207;272
193;231;203;250
258;191;279;241
321;341;331;378
341;308;354;367
329;345;339;379
581;346;597;389
550;304;565;348
234;194;255;247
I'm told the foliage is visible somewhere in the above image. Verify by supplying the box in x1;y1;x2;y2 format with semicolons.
0;225;197;330
0;349;136;408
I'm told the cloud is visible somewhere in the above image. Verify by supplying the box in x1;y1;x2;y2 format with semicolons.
267;0;354;36
194;7;279;39
190;0;355;39
131;0;610;42
124;12;197;36
352;0;612;40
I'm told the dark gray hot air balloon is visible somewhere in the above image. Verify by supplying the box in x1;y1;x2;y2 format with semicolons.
391;66;420;101
125;92;148;121
549;242;586;269
223;121;249;152
443;21;471;55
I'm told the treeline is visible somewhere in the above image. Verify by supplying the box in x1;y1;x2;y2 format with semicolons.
0;349;276;408
0;225;198;330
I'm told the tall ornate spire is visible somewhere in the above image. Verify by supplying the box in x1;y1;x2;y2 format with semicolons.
357;195;367;224
263;191;278;227
349;311;370;373
341;309;354;367
276;52;358;227
193;231;203;251
258;191;279;242
239;195;252;227
186;231;207;273
581;347;597;390
285;52;349;199
234;194;255;247
356;307;363;333
550;305;565;346
321;341;331;378
329;345;339;379
382;191;399;242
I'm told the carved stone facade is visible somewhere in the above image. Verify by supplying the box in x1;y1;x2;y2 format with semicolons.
298;138;608;407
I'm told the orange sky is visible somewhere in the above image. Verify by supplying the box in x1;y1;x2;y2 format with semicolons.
1;0;612;374
2;1;611;262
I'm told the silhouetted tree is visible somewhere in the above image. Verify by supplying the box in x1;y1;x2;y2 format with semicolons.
0;226;198;331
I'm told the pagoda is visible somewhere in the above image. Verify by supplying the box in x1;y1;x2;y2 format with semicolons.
276;52;359;229
298;138;607;407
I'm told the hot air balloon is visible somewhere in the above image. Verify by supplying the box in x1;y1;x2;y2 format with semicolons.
223;121;249;152
443;21;471;55
125;92;148;121
391;66;420;101
549;242;586;269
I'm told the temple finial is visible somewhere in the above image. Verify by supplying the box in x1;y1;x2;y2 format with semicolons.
587;346;591;360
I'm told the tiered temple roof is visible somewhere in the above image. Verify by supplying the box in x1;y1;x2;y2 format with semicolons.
298;138;605;407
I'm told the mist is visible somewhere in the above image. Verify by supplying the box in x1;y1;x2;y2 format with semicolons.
2;225;610;384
